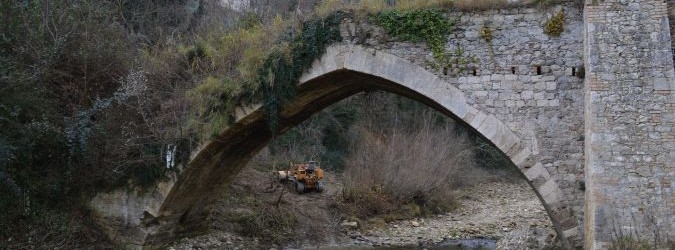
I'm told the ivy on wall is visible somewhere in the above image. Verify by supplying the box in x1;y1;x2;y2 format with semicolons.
259;12;345;133
372;8;475;75
372;9;452;56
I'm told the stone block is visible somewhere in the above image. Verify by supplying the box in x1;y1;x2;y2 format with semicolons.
653;78;671;91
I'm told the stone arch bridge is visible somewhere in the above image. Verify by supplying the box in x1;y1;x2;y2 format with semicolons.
91;1;673;249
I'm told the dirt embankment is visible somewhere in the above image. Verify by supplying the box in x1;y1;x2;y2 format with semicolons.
166;168;560;250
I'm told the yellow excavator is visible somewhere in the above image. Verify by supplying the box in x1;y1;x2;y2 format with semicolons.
277;161;325;193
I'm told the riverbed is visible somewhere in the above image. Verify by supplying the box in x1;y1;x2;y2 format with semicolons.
167;172;560;250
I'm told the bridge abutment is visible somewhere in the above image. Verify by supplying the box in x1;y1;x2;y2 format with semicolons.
584;0;674;248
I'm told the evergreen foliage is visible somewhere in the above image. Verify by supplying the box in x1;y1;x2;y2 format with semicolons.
373;9;452;60
259;12;344;133
372;8;476;74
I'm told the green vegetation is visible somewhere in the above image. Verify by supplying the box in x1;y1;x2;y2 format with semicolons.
0;0;228;246
480;25;494;42
0;0;346;244
544;10;565;37
373;9;452;69
186;12;344;137
373;9;452;54
1;0;560;247
259;12;344;133
372;8;477;74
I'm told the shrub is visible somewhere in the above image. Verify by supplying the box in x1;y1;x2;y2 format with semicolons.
609;236;652;250
186;11;344;137
339;111;476;220
236;205;298;245
373;9;453;58
0;0;199;246
480;26;494;42
544;9;565;37
372;8;477;74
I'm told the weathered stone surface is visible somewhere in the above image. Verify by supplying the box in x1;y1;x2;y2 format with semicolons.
348;6;587;246
90;177;176;247
584;0;674;249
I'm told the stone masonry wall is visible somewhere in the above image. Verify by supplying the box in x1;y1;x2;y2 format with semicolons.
584;0;674;249
340;3;586;247
669;0;675;48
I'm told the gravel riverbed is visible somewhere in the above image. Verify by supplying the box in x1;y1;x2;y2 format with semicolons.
167;176;560;250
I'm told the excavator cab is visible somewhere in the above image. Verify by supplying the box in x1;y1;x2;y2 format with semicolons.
307;160;317;173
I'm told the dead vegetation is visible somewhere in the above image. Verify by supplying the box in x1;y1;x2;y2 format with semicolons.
208;166;343;248
315;0;574;17
337;110;481;223
237;92;519;240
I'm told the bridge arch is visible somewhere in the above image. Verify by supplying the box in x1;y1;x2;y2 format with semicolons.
150;45;576;248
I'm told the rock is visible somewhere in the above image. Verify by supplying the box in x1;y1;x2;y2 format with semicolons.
367;217;387;228
341;221;358;229
411;221;420;227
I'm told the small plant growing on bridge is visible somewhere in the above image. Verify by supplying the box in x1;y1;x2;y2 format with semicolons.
543;9;565;37
433;46;478;75
373;8;476;75
373;9;453;64
479;26;493;43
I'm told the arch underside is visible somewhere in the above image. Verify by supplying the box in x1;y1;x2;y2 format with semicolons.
146;45;578;248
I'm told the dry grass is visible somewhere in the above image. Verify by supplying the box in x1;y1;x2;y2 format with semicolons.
315;0;538;17
452;0;511;10
315;0;581;16
608;236;653;250
186;14;301;140
338;111;481;220
210;167;342;247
